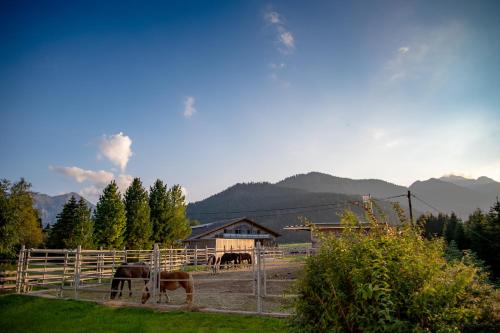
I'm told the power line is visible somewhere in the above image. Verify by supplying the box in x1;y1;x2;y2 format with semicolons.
189;200;359;217
411;194;442;213
411;193;499;247
378;194;407;201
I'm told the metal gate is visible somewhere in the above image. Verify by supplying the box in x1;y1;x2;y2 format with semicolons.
16;243;305;316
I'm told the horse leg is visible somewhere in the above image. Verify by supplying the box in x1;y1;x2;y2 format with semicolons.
119;280;124;298
128;279;132;297
165;292;170;303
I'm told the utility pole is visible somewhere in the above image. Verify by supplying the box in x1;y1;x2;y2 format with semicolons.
407;190;413;224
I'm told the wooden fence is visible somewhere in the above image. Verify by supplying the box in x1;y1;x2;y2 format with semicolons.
14;244;301;316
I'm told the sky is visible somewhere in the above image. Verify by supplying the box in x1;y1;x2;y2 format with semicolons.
1;0;499;203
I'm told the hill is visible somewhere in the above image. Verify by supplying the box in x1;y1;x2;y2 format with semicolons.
277;172;407;198
32;192;95;227
409;178;495;218
187;182;399;243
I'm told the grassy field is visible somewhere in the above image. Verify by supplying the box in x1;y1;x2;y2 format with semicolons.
0;294;287;333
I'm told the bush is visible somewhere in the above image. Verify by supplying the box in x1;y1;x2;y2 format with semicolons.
288;210;499;333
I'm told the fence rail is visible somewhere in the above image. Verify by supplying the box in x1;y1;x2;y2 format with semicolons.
15;244;309;316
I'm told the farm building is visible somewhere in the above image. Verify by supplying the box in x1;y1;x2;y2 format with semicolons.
184;217;280;250
284;223;371;248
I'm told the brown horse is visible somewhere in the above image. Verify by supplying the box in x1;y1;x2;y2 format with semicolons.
110;262;150;299
141;271;194;304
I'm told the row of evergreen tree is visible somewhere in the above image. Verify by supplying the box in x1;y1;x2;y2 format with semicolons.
417;200;500;281
47;178;191;250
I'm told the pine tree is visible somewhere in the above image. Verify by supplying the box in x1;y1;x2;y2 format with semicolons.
48;195;78;248
149;181;191;246
93;181;126;249
71;198;94;248
149;179;171;245
167;185;191;244
124;178;152;249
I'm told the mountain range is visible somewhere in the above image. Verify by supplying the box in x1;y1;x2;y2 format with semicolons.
32;172;500;242
33;192;95;227
186;172;500;242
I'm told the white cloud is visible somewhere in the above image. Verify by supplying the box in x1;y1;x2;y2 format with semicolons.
180;186;189;202
264;11;281;25
184;96;196;118
384;22;466;85
280;31;295;49
115;174;133;194
80;186;101;204
264;10;295;54
50;166;114;184
99;132;133;172
398;46;410;54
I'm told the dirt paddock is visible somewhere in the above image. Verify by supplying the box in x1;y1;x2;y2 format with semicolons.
37;259;304;315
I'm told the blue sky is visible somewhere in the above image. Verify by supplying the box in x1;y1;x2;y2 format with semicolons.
1;0;499;203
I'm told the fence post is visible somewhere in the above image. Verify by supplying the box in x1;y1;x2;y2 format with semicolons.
123;247;127;263
98;247;103;284
59;249;68;297
22;248;31;293
263;244;267;297
168;246;172;272
74;245;81;299
15;245;25;294
194;245;198;267
42;251;48;286
256;242;262;314
152;244;160;303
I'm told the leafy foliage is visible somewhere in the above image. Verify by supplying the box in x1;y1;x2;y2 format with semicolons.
93;181;126;249
288;210;499;332
0;178;43;258
124;178;152;249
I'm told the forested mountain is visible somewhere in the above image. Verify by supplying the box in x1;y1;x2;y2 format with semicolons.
32;192;95;227
409;178;495;218
277;172;407;198
31;173;499;242
187;172;499;243
439;175;500;198
186;182;400;243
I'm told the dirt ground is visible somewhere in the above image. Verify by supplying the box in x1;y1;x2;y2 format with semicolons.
36;258;304;314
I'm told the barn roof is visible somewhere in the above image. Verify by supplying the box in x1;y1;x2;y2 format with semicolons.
187;217;281;240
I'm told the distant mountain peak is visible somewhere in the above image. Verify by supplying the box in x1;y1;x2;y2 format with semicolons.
32;192;95;227
439;174;498;188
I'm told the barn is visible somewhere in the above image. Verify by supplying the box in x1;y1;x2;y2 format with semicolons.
184;217;281;250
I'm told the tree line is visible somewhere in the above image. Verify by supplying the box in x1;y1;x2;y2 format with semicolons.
0;177;192;261
417;200;500;281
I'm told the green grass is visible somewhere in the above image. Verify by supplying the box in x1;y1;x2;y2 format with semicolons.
0;294;287;333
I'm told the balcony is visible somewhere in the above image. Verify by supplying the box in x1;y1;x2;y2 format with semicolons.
220;233;271;239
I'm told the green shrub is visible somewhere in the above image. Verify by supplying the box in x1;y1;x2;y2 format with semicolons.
288;210;499;333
